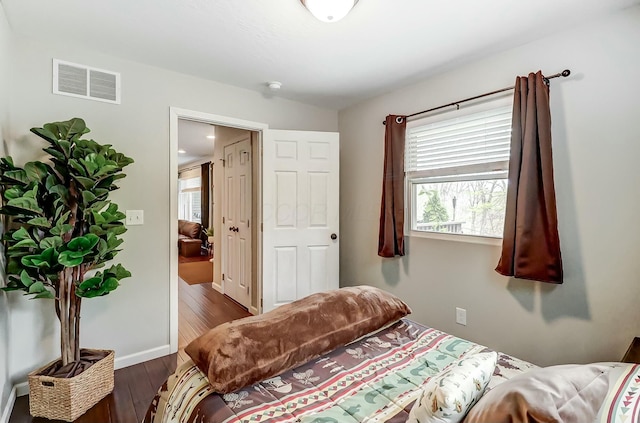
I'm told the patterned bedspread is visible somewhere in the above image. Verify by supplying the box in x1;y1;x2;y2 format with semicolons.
597;363;640;423
144;319;534;423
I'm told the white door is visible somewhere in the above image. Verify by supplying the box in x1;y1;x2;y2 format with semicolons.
262;130;339;312
223;138;252;308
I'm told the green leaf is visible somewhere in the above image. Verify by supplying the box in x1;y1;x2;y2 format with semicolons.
31;126;61;145
39;236;62;249
57;251;84;267
33;291;55;299
3;170;29;184
107;264;131;280
7;197;42;214
69;159;88;176
89;225;107;236
20;270;34;287
14;238;37;248
107;225;127;236
79;276;102;290
103;277;119;292
67;234;100;252
94;165;118;178
11;227;30;241
50;224;73;236
4;187;24;200
82;191;97;204
72;175;95;190
28;217;51;229
24;162;48;182
49;184;69;200
92;210;106;225
28;281;45;294
43;147;67;162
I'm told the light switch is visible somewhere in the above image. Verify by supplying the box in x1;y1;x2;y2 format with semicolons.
125;210;144;225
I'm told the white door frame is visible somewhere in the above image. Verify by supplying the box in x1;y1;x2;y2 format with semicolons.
169;107;267;353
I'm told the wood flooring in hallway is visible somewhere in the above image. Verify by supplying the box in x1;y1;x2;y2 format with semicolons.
9;278;251;423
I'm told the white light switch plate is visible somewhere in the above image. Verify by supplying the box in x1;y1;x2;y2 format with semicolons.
125;210;144;225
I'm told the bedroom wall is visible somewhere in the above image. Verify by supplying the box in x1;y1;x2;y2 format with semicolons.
0;2;13;416
5;34;337;385
339;6;640;367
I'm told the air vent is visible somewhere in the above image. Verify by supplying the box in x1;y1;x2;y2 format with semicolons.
53;59;121;104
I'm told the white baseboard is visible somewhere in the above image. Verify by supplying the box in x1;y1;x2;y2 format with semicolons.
211;281;222;293
14;382;28;398
0;385;17;423
114;344;172;370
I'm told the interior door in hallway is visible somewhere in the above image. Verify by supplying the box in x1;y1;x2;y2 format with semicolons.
223;138;252;309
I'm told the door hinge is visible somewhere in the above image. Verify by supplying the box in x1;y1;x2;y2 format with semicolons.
220;158;226;167
222;273;225;281
223;216;225;224
248;219;250;227
261;222;263;232
261;298;263;308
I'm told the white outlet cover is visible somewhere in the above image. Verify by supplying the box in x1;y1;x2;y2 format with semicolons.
456;307;467;326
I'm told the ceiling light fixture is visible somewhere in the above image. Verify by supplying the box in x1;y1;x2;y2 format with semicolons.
206;135;215;139
300;0;358;23
178;149;186;154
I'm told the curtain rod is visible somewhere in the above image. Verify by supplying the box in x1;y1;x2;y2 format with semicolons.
383;69;571;125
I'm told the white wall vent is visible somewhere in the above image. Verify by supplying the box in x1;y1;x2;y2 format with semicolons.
53;59;121;104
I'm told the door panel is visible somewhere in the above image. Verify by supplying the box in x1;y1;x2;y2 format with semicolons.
222;139;251;309
263;130;339;312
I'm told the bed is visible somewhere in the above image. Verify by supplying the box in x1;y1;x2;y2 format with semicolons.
144;288;640;423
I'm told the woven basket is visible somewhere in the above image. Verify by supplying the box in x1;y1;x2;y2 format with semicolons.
28;349;115;421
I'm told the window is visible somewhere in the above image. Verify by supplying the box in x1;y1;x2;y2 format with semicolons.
178;176;202;223
406;106;512;240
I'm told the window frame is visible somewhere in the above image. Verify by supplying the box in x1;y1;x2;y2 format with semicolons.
404;99;512;246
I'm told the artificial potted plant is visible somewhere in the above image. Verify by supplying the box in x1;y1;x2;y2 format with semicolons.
0;118;134;421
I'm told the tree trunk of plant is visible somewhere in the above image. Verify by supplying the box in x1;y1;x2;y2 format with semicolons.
58;267;81;366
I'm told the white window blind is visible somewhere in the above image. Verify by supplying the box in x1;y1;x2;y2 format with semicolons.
406;106;512;177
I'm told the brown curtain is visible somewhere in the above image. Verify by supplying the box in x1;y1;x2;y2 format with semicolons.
378;115;407;258
496;71;563;283
200;162;210;230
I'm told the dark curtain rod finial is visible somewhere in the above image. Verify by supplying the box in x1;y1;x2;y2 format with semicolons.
383;69;572;125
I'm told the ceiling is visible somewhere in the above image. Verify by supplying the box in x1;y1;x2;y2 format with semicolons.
178;119;249;166
3;0;639;109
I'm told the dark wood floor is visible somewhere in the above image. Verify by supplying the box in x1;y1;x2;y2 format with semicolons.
10;277;251;423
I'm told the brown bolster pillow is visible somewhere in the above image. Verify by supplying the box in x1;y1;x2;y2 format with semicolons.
185;285;411;393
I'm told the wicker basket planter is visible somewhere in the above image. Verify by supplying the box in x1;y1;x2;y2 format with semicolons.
28;349;115;421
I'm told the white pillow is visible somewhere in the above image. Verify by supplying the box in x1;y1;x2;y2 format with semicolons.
408;351;498;423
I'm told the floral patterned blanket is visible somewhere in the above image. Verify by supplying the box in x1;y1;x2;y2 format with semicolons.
144;319;535;423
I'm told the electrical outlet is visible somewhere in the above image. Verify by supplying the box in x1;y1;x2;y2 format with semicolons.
456;307;467;326
125;210;144;225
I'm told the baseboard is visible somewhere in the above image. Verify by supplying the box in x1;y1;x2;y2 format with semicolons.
0;385;17;423
211;281;222;293
15;382;28;397
250;305;259;315
114;344;172;370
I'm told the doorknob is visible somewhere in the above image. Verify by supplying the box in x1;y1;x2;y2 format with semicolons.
229;226;237;232
330;233;337;240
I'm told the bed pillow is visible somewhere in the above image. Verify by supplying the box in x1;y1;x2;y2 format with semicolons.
463;363;610;423
185;285;411;393
408;351;498;423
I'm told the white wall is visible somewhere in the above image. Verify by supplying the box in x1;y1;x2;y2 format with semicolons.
5;34;337;384
339;6;640;367
0;2;13;415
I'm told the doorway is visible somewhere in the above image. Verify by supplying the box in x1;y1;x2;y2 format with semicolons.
169;108;268;353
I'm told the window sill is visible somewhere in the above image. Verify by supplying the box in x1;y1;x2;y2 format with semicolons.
408;230;502;246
